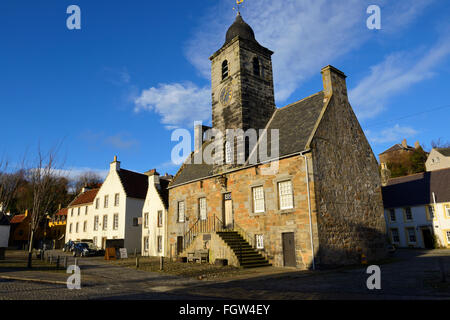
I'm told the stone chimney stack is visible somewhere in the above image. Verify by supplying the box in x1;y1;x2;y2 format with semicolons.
321;65;348;100
402;139;407;148
414;141;420;149
110;155;120;172
145;169;160;188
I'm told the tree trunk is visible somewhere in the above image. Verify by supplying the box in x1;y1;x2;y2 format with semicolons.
27;229;34;268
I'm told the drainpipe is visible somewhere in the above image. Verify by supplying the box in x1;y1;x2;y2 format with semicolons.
301;152;316;270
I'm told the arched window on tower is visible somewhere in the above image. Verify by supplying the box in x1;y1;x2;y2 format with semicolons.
222;60;229;80
252;57;260;76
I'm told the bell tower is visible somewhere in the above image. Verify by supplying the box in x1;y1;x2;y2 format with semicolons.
209;13;276;134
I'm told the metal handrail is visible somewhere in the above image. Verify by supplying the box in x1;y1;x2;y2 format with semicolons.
183;215;225;251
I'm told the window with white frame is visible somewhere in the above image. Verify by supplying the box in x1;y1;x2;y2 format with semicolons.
446;231;450;243
83;221;87;232
71;208;74;217
75;222;79;233
93;236;97;247
157;236;163;253
406;228;416;243
104;195;109;208
69;223;72;233
445;204;450;218
178;201;185;222
95;198;99;209
157;210;163;227
114;193;119;206
252;186;265;213
77;207;80;216
427;205;435;220
404;207;413;221
199;197;207;220
255;234;264;249
278;180;294;210
390;228;400;243
113;213;119;230
389;209;396;222
94;216;99;231
144;237;149;251
85;206;88;215
102;215;108;230
144;212;149;228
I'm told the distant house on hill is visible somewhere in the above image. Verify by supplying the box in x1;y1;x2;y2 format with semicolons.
426;148;450;172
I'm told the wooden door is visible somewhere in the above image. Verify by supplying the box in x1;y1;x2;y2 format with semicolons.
224;199;233;229
177;236;183;255
282;232;296;267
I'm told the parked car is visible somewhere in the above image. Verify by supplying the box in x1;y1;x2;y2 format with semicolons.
63;240;76;252
72;242;104;257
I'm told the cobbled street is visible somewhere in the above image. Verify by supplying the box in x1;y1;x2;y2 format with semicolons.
1;249;449;300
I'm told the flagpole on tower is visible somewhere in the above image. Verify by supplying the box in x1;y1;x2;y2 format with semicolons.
234;0;244;14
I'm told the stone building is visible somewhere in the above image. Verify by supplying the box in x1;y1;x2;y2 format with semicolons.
167;13;387;268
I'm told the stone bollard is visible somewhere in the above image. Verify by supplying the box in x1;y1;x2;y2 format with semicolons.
160;256;164;271
56;256;60;269
75;258;78;267
49;255;53;264
64;256;68;269
134;248;137;258
136;256;139;268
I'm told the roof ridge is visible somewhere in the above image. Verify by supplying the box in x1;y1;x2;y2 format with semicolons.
277;91;323;111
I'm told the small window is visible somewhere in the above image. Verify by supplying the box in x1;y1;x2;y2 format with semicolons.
75;222;79;233
404;207;413;221
278;181;294;210
426;205;435;220
69;223;72;233
390;229;400;243
114;193;120;207
225;141;233;164
446;231;450;243
255;234;264;249
133;217;139;227
113;214;119;230
158;210;163;227
178;201;185;222
406;228;416;243
71;208;74;217
104;195;109;208
77;207;80;216
144;212;149;228
389;209;396;222
85;206;88;215
93;237;97;247
83;221;87;232
222;60;229;80
103;215;108;230
252;186;265;213
144;237;149;251
94;216;99;231
445;205;450;218
252;57;260;76
199;198;207;221
157;236;163;253
95;198;99;209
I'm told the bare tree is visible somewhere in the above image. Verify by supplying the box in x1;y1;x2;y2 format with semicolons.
0;157;25;214
431;138;450;149
72;171;103;194
26;145;65;267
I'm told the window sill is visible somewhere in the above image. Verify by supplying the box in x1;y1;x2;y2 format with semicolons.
277;208;295;215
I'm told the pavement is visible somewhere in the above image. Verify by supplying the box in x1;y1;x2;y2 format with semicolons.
0;249;449;300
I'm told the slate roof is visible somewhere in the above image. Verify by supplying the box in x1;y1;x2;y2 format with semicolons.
382;167;450;208
117;169;148;200
0;214;10;226
156;178;170;208
170;91;325;187
69;188;100;207
436;148;450;157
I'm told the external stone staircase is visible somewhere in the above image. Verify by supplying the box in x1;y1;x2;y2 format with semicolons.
216;231;271;268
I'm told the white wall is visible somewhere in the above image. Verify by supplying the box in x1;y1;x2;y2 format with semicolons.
0;225;10;247
66;204;94;242
124;197;143;252
426;149;450;171
141;176;167;257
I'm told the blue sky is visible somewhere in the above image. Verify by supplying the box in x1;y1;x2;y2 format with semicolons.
1;0;449;179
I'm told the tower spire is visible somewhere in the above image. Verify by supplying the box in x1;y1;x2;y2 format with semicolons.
234;0;244;14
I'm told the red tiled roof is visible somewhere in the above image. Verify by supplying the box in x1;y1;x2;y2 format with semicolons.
10;214;26;224
55;207;68;216
69;188;100;207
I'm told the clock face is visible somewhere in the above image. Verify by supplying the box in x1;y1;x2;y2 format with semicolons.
220;85;232;106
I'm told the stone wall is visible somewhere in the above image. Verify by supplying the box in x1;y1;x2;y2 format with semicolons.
168;155;319;269
310;66;387;266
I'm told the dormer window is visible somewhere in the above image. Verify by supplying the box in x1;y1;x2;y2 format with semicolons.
222;60;229;80
252;57;260;76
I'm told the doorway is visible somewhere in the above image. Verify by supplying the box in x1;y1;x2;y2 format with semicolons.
223;193;233;229
177;236;183;255
101;237;107;249
282;232;296;267
421;228;434;249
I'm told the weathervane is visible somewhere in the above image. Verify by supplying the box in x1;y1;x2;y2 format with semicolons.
233;0;244;14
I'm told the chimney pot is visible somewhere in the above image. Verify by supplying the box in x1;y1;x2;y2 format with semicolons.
402;139;407;148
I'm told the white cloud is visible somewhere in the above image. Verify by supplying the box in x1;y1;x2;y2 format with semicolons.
366;124;418;144
134;82;211;129
51;167;109;181
184;0;434;103
105;133;139;149
349;35;450;119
